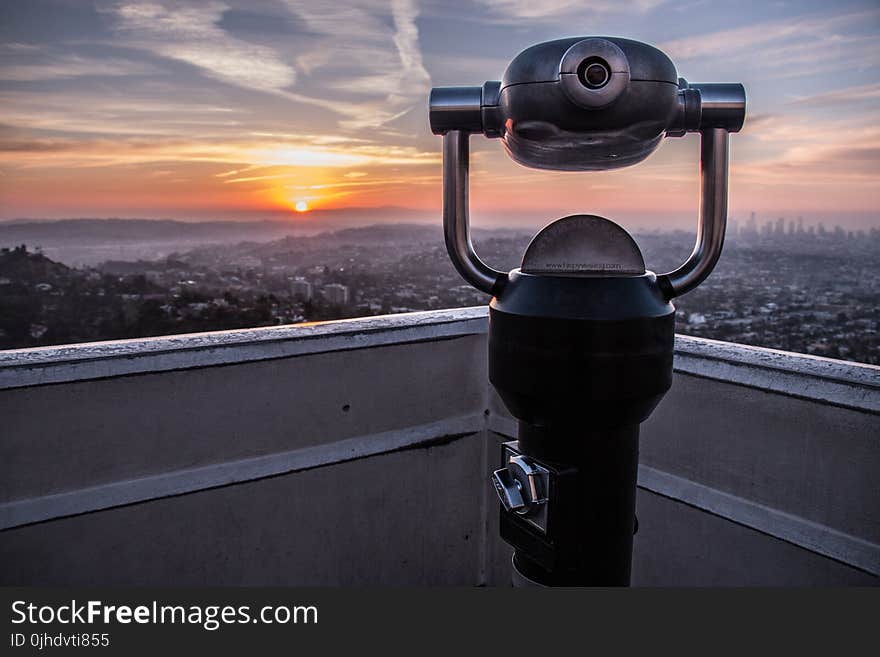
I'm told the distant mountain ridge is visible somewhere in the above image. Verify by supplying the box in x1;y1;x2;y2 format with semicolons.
0;217;526;241
0;216;415;266
0;217;527;248
0;218;301;243
0;218;532;267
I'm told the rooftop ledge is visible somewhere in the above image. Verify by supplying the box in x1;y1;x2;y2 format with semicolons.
1;306;877;413
1;306;878;585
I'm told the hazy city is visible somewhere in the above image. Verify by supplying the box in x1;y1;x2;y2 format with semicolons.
1;213;877;364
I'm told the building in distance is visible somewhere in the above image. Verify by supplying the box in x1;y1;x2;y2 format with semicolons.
323;283;349;306
290;277;312;301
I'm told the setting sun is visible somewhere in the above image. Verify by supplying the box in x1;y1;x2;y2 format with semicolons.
294;200;309;213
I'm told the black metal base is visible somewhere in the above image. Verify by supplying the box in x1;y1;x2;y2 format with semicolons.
500;422;640;586
510;555;547;587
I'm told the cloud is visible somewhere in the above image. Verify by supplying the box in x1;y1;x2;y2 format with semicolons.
391;0;430;91
0;131;439;171
475;0;666;21
0;54;156;82
661;8;880;65
281;0;431;130
0;42;41;52
786;83;880;108
734;118;880;186
103;1;296;94
0;0;439;183
284;172;440;192
0;89;242;137
3;2;434;144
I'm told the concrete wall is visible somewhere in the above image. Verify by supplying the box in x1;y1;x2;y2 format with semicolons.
1;308;877;585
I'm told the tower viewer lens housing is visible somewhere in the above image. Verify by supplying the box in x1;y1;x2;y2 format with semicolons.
579;58;610;89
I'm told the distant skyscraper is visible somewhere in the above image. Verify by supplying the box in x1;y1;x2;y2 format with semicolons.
745;211;757;237
775;217;785;236
323;283;349;305
290;277;312;301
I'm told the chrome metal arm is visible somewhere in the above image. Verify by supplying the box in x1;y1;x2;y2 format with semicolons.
658;128;729;299
443;130;507;295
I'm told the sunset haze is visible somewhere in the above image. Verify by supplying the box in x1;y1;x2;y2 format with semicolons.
1;0;878;230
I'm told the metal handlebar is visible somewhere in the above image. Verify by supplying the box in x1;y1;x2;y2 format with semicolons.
442;130;507;296
657;127;730;299
436;81;744;301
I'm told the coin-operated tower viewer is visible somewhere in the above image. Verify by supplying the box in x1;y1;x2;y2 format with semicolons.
429;37;745;586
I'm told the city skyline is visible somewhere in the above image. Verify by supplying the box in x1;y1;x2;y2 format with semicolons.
1;0;878;229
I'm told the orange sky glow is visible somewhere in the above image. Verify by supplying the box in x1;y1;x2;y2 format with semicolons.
1;1;878;230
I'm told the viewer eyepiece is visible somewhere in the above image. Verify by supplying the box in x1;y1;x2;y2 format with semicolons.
578;58;610;89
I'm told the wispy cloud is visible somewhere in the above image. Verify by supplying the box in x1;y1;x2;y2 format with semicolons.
475;0;666;21
282;0;431;130
0;89;242;137
734;117;880;186
786;83;880;108
0;131;439;170
661;8;880;64
103;1;297;94
0;54;156;81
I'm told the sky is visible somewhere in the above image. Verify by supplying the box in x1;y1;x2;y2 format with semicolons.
0;0;878;230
